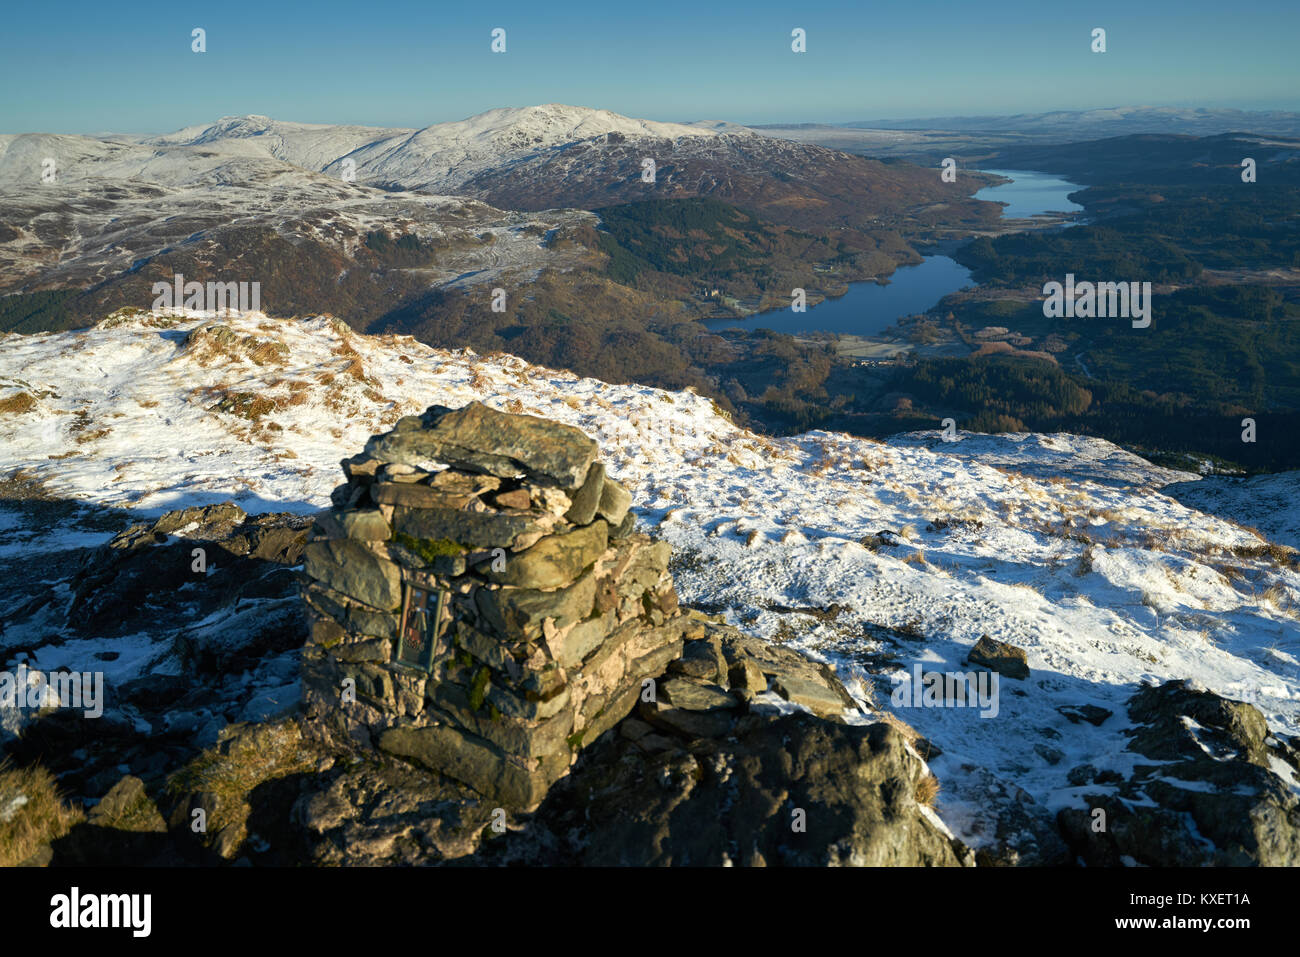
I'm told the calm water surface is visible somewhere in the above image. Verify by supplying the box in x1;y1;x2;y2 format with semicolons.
702;170;1083;336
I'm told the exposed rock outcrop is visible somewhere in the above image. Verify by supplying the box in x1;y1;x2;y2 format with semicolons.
1058;680;1300;866
291;402;962;863
288;612;964;867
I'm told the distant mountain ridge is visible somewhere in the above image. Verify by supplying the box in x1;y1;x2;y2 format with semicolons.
0;103;995;329
138;105;721;192
832;105;1300;136
747;106;1300;161
106;103;985;230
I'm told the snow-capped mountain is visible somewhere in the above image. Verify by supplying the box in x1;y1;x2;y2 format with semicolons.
116;104;984;228
140;115;400;171
0;104;993;337
3;310;1296;854
0;123;596;316
141;105;722;193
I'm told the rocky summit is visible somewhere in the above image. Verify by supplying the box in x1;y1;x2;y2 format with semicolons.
288;402;961;863
0;404;970;867
301;402;686;808
2;364;1296;868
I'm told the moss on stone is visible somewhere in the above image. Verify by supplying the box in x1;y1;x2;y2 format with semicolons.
394;532;467;564
468;666;491;712
165;721;315;859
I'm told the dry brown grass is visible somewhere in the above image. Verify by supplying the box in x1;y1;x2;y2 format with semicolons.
208;390;279;421
245;340;289;365
1215;563;1249;586
915;773;941;807
807;456;836;477
0;761;83;866
183;324;289;368
166;721;314;859
0;392;35;415
1231;541;1297;566
1259;582;1299;619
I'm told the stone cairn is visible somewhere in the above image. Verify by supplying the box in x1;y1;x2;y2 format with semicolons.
301;401;686;808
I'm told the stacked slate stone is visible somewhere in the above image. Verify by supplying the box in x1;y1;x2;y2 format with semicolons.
300;401;686;809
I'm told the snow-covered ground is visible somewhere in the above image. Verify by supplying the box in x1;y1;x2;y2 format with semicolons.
2;311;1297;846
138;105;722;193
1165;470;1300;552
0;127;594;293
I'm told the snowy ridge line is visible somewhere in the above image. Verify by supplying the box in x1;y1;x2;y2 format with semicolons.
0;105;729;196
1;309;1297;836
141;105;724;192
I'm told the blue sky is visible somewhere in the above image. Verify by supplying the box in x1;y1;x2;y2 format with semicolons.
2;0;1297;133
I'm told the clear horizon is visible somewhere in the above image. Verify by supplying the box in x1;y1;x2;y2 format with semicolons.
2;0;1298;135
34;100;1300;140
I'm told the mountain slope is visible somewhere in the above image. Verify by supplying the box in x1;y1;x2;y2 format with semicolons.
2;309;1297;856
0;128;598;329
135;104;996;229
0;104;999;343
143;105;718;190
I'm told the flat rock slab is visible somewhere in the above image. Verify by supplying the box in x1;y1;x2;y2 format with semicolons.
476;570;597;640
640;699;736;739
392;506;551;550
768;671;853;718
486;520;608;590
378;724;544;810
565;463;605;525
669;639;726;683
304;539;402;611
373;482;483;510
597;479;632;525
312;508;391;542
546;612;618;669
366;402;598;489
967;635;1030;680
660;678;738;712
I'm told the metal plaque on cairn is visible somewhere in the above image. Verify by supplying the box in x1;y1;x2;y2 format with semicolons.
395;582;448;673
